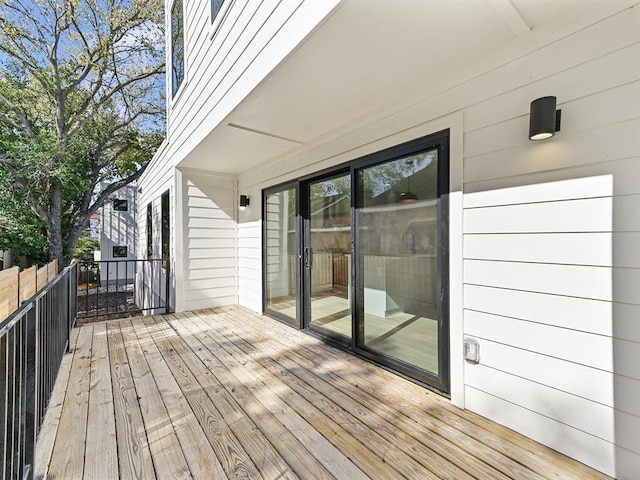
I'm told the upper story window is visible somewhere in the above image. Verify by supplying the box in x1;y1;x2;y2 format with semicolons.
147;202;153;259
113;199;128;211
171;0;184;98
212;0;225;22
161;191;170;267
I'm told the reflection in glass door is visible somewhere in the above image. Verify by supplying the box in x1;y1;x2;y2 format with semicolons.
306;174;352;340
357;149;442;377
264;187;298;325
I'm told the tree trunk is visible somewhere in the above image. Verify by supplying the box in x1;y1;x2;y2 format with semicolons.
47;182;65;264
67;223;85;265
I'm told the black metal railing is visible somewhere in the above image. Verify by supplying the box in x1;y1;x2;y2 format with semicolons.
77;259;169;320
0;262;77;480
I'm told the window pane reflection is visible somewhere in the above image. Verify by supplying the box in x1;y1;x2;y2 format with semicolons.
358;150;440;374
265;188;297;323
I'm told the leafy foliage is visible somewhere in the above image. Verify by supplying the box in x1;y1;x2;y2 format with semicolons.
73;234;99;261
0;0;165;263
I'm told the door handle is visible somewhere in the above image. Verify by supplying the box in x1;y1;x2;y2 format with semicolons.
304;247;313;269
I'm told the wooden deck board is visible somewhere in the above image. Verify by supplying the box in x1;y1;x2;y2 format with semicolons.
34;328;79;480
120;320;192;479
207;309;487;480
35;307;612;480
141;315;263;479
170;312;340;480
47;325;93;479
128;317;229;480
214;307;542;479
190;310;460;480
106;321;155;479
83;322;118;480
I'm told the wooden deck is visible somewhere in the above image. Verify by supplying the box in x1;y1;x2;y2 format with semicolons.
35;306;610;479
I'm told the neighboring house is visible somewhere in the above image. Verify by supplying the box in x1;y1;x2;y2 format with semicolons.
137;1;640;477
88;211;101;241
100;184;138;284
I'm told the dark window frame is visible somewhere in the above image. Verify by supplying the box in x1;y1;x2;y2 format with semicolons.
113;199;128;211
161;190;170;268
112;245;128;258
147;202;153;259
171;0;184;98
261;130;450;395
211;0;225;23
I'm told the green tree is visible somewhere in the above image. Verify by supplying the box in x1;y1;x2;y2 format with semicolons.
0;0;164;264
73;233;99;261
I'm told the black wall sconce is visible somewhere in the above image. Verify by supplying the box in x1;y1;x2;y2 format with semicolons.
239;194;250;209
529;96;561;141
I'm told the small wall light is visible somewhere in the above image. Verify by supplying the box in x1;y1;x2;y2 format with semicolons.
239;194;250;209
529;96;561;141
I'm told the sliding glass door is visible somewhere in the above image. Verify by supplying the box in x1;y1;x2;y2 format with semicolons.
264;185;298;325
304;172;352;341
263;131;449;392
355;147;447;386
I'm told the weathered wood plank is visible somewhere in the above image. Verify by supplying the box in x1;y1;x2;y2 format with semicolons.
145;315;299;480
35;310;612;480
127;318;230;480
106;321;156;480
83;322;118;480
206;308;489;479
33;328;79;479
47;325;93;478
119;320;192;479
179;311;404;480
140;316;263;479
221;305;608;480
205;308;503;480
170;312;351;480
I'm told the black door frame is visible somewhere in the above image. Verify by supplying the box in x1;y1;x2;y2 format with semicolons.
262;130;450;394
300;168;352;346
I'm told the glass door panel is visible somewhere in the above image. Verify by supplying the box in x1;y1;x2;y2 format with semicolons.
307;174;352;339
357;149;440;375
265;187;298;325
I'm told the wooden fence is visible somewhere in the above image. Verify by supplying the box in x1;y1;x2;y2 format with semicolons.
0;259;58;323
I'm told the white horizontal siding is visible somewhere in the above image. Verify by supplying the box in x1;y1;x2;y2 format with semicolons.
238;221;261;312
181;171;238;311
465;387;617;476
466;364;615;442
163;0;339;173
465;232;640;268
458;22;640;474
465;285;617;337
464;197;614;233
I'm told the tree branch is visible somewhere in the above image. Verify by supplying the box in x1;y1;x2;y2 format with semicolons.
0;92;33;135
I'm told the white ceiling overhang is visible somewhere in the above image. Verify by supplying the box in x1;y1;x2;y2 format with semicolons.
178;0;635;174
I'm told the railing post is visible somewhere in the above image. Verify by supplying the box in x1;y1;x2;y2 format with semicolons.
165;260;170;314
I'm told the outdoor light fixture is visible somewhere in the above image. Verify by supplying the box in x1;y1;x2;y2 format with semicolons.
529;96;561;141
239;194;250;209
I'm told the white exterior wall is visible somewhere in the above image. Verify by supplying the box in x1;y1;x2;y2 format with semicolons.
165;0;340;168
139;1;640;477
137;141;176;312
141;0;339;313
180;169;238;311
100;185;137;283
233;7;640;478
